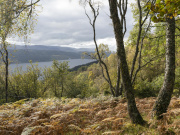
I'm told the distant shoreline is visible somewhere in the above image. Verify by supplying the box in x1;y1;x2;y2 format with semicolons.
70;60;98;71
9;59;96;72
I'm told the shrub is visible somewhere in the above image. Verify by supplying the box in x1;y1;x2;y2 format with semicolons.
134;80;157;98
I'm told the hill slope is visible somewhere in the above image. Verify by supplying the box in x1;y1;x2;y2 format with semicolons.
9;49;83;63
7;45;96;63
8;45;95;52
0;96;179;135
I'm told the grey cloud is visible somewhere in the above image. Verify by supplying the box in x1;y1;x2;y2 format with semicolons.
30;0;134;50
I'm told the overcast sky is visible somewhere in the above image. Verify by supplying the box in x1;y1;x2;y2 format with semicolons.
11;0;135;51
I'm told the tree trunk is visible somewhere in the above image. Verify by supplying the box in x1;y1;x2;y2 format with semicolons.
5;49;8;103
108;0;145;125
115;65;121;97
152;16;175;119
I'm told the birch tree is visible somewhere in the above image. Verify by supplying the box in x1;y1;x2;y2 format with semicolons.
0;0;40;103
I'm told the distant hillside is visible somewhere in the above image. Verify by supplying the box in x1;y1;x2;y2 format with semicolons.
7;45;95;64
8;45;95;52
9;49;82;63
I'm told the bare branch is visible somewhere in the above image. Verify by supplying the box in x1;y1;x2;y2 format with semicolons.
84;8;93;26
130;0;143;80
176;25;180;31
132;18;152;84
117;0;123;22
84;0;115;96
131;55;162;84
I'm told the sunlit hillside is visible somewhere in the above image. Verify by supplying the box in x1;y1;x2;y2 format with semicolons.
0;96;179;135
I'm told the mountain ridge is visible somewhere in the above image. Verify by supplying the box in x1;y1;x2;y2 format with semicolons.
8;45;95;52
7;45;95;64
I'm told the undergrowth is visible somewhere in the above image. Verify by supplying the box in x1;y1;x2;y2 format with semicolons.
0;95;179;135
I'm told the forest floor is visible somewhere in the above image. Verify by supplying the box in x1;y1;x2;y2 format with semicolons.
0;96;179;135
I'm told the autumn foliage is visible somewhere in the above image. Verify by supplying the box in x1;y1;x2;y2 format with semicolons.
147;0;180;22
0;96;179;135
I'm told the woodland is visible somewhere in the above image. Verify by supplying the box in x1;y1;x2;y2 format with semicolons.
0;0;180;134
